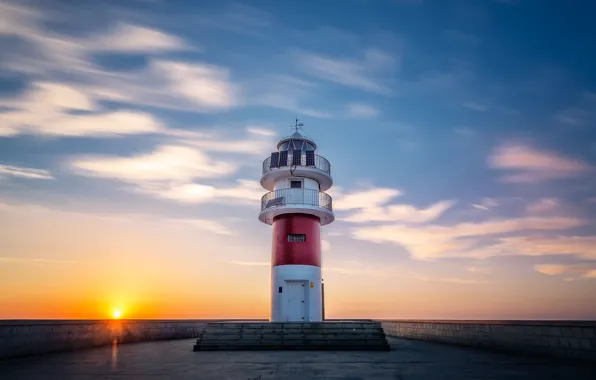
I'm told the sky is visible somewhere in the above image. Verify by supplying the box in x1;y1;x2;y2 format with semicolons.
1;0;595;320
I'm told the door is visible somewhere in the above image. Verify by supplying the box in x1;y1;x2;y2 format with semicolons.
288;180;304;205
285;281;306;321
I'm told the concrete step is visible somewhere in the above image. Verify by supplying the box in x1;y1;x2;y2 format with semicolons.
193;321;391;351
194;344;390;351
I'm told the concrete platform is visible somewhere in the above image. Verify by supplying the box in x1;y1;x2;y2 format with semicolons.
0;337;594;379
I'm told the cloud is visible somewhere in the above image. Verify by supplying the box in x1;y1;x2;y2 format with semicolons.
585;270;596;278
409;273;487;284
0;3;41;37
0;3;237;115
463;101;488;112
192;3;272;36
488;142;593;183
247;75;332;118
343;200;454;224
71;145;236;183
498;235;596;259
333;188;401;210
347;103;380;118
554;92;596;126
66;126;273;205
247;127;276;137
182;130;275;156
526;198;559;214
334;186;452;224
0;164;54;180
472;197;498;211
168;218;232;235
352;216;589;260
155;179;263;204
321;239;331;252
298;48;397;94
87;23;190;53
135;60;237;111
555;107;591;126
534;263;596;279
0;82;166;138
465;266;489;273
0;257;75;264
533;264;568;275
0;3;188;74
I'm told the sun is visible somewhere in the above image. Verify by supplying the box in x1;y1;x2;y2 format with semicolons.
112;309;122;319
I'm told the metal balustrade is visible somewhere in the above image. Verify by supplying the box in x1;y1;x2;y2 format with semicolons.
262;153;331;176
260;188;333;212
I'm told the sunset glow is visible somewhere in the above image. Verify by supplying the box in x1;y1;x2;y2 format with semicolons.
112;309;122;319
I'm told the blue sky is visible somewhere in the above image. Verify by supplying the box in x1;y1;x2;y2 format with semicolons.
1;0;596;319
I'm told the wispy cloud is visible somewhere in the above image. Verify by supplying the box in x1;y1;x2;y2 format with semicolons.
247;75;332;118
0;164;54;180
465;266;489;273
247;127;276;137
192;3;272;37
463;101;488;112
347;103;380;118
554;91;596;126
343;200;454;224
71;145;236;183
169;218;232;235
526;198;559;214
352;216;589;260
0;257;75;264
154;179;263;204
409;273;487;284
0;83;166;137
0;2;238;125
488;142;593;183
298;48;398;95
534;263;596;280
333;188;401;210
334;186;453;224
472;197;498;211
86;23;191;53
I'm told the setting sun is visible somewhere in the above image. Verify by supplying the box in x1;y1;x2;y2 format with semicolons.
112;309;122;319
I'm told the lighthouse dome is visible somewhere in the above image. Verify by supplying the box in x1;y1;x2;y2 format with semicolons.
277;130;317;152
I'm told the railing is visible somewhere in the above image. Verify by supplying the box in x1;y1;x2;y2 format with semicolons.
262;153;331;176
261;188;333;212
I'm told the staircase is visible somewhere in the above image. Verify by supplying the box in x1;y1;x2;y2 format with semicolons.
193;321;390;351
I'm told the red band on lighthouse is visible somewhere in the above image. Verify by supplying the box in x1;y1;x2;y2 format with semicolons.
271;213;321;267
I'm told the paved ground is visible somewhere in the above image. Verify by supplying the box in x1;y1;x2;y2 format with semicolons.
1;337;594;379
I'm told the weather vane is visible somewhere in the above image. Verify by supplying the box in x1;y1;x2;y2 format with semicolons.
289;117;304;133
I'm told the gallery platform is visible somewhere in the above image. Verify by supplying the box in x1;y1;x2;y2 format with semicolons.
192;321;391;351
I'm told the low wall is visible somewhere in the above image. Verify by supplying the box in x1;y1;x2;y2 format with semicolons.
0;319;239;359
380;320;596;362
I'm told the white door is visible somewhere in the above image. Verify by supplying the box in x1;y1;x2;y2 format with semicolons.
285;281;306;321
288;180;304;205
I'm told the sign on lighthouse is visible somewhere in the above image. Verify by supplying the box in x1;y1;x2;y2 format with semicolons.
259;120;334;322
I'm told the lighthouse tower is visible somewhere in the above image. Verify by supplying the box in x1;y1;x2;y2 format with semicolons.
259;120;334;322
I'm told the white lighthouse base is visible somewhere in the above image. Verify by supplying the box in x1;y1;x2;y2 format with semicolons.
270;265;322;322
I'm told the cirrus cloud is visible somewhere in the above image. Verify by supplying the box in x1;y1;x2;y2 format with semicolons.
488;142;593;183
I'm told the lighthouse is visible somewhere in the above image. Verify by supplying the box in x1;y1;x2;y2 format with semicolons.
259;120;334;322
